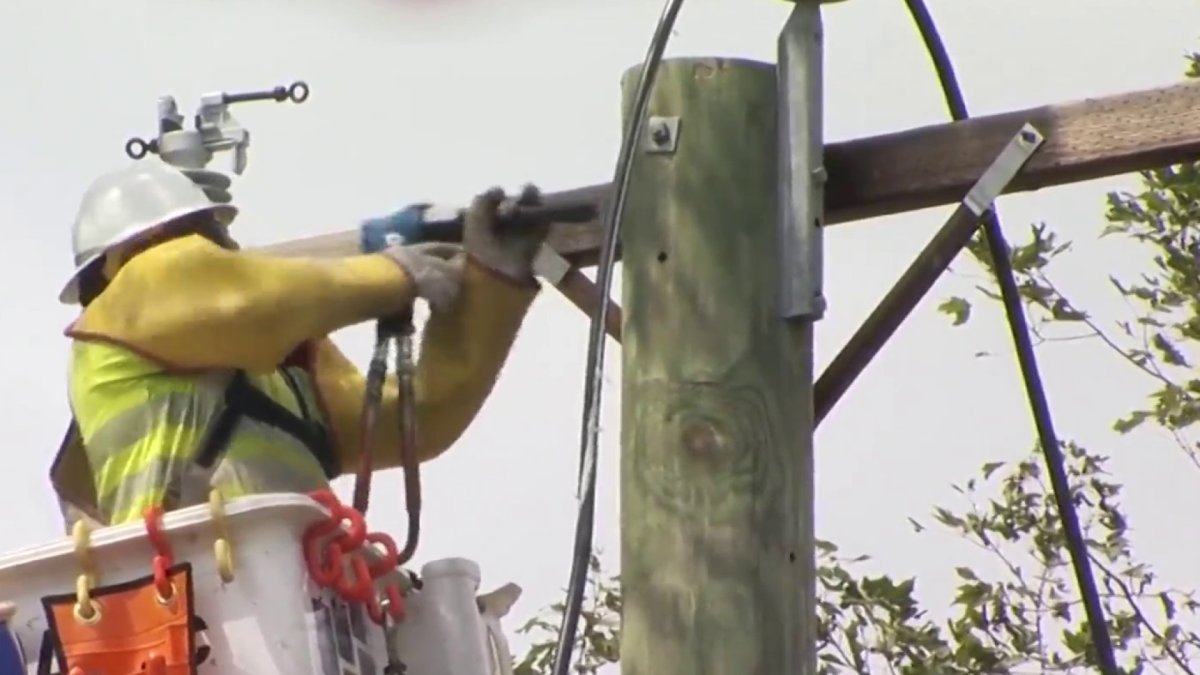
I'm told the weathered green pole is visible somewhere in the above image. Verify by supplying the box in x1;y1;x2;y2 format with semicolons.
619;4;824;664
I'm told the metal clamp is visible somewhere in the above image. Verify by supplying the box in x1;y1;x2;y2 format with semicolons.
812;121;1046;426
124;80;309;175
963;123;1044;216
776;2;826;320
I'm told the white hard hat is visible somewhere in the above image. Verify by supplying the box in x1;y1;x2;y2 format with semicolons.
60;160;238;304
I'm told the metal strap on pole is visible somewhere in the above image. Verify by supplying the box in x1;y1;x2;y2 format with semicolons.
815;124;1045;424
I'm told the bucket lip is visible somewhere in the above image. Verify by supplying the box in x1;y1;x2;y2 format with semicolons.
0;494;398;582
421;557;482;581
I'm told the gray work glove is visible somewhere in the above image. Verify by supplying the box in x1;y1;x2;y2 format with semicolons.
463;184;549;282
380;242;466;313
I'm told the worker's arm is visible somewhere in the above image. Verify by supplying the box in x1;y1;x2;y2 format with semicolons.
68;234;426;372
312;259;539;467
311;185;549;467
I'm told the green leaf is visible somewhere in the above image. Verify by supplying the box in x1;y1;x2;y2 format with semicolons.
1152;331;1190;367
933;507;965;529
981;461;1004;479
814;538;838;553
1050;297;1087;321
938;296;972;326
1112;410;1150;434
1161;591;1177;620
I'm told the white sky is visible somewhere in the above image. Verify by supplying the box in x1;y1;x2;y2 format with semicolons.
2;0;1200;663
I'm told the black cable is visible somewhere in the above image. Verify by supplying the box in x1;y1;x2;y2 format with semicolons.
901;1;1119;671
549;1;687;673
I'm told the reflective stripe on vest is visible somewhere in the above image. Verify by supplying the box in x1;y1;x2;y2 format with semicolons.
70;341;338;525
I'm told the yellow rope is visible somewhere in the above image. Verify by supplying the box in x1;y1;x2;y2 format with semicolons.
70;520;101;622
209;490;235;583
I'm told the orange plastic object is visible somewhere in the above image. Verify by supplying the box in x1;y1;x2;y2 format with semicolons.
40;563;199;675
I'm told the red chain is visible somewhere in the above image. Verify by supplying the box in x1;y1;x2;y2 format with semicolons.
143;506;175;601
302;490;406;625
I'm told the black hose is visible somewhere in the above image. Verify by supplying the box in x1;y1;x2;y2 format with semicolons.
548;1;687;673
901;1;1119;671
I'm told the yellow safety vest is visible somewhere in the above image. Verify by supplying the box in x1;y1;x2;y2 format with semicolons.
56;339;340;526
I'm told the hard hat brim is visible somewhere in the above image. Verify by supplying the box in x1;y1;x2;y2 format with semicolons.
58;203;239;305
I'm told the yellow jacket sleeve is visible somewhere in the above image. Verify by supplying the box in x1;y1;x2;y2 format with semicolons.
70;234;420;372
312;261;539;469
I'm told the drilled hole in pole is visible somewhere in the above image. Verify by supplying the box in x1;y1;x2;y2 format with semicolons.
657;251;668;263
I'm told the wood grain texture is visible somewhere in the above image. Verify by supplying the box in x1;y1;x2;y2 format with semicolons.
619;57;815;675
555;268;622;341
260;81;1200;268
550;79;1200;265
255;229;361;257
823;79;1200;222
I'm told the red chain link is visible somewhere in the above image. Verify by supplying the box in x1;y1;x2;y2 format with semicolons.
143;506;175;601
302;490;406;625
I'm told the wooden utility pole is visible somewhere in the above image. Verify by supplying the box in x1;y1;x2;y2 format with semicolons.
619;45;819;675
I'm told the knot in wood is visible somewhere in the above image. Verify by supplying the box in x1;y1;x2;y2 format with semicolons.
682;421;722;458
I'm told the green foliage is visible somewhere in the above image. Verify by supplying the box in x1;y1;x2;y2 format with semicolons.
513;552;620;675
510;53;1200;675
937;296;972;326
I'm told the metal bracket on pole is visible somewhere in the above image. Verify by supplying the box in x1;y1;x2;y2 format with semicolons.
777;2;826;320
964;124;1045;216
644;116;680;154
533;243;572;286
535;244;623;342
813;122;1045;425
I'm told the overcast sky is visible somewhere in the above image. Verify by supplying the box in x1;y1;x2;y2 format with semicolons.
2;0;1200;663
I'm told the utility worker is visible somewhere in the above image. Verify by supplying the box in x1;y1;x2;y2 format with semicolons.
49;160;547;528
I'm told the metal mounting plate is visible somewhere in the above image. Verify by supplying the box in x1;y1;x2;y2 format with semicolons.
963;123;1045;216
643;116;680;154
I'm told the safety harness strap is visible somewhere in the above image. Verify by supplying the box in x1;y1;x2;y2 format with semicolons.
193;370;340;480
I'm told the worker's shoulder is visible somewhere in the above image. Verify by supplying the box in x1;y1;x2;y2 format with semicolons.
59;237;222;328
124;233;230;273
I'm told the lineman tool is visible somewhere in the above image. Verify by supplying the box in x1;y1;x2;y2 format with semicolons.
123;80;309;180
360;201;596;250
